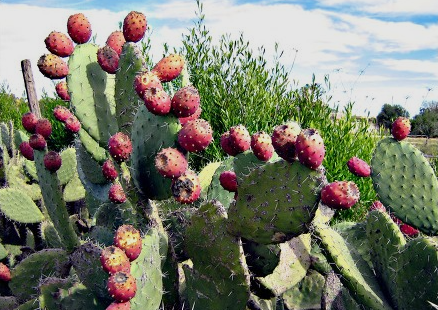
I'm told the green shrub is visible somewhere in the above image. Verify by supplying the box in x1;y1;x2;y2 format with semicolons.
0;83;29;131
179;2;381;222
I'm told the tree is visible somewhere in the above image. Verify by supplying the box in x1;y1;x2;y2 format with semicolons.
376;104;410;129
411;101;438;138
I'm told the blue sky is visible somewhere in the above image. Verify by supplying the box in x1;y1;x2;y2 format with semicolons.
0;0;437;117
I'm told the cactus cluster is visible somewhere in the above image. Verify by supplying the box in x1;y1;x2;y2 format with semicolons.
0;9;437;310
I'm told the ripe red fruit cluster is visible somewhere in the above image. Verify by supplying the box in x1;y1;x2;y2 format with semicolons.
321;181;360;210
100;225;142;305
346;156;371;178
0;262;11;282
391;117;411;141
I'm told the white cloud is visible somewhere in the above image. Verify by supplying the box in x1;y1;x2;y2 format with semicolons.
316;0;438;15
0;0;436;119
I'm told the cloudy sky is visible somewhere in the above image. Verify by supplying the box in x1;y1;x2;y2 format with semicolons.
0;0;437;117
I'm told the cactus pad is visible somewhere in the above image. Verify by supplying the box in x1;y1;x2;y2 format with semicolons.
371;137;438;235
228;160;325;244
0;188;43;223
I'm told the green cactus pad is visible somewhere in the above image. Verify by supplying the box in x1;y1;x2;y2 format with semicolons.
0;188;43;223
333;221;372;269
40;221;63;248
282;269;325;310
23;159;38;182
0;122;10;151
76;141;112;202
5;164;41;201
57;147;77;185
63;174;86;202
14;299;39;310
254;234;312;297
247;294;278;310
314;223;393;310
198;161;221;197
366;210;406;307
9;249;70;301
321;271;361;310
70;242;111;301
242;238;281;277
130;228;163;310
67;43;118;145
115;42;145;135
87;225;114;246
0;243;7;260
34;150;79;251
371;137;438;235
131;105;181;200
0;296;18;308
183;263;249;310
228;160;325;244
184;201;250;285
38;277;75;310
78;128;107;163
395;237;438;310
206;157;235;209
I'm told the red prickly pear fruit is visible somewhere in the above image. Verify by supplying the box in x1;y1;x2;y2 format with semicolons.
151;54;185;83
179;106;202;126
177;119;213;153
171;170;201;204
113;224;142;261
321;181;360;210
229;124;251;154
55;81;70;101
0;263;11;282
369;200;386;212
44;151;62;172
19;141;34;161
102;159;119;181
106;301;131;310
347;156;371;178
251;131;274;162
123;11;147;43
35;118;52;138
65;115;81;133
109;183;127;204
21;112;38;133
37;54;69;79
220;131;239;156
44;31;74;57
29;134;47;150
97;46;120;74
53;105;73;122
108;132;132;162
391;117;410;141
400;223;419;237
271;122;301;162
106;30;126;56
295;128;325;170
133;71;162;98
155;147;188;179
143;87;171;116
107;271;137;302
100;245;131;274
67;13;92;44
219;170;238;192
171;86;201;118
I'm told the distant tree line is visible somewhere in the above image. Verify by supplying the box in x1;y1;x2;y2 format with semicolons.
376;101;438;138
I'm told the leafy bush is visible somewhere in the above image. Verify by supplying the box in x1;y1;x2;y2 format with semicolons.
0;83;29;131
179;2;381;222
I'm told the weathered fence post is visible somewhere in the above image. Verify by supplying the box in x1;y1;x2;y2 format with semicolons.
21;59;41;118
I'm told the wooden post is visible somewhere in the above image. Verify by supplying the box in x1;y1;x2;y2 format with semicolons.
21;59;41;118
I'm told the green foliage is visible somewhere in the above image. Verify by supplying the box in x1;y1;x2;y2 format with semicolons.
0;83;29;131
180;3;380;222
376;103;410;129
411;101;438;138
181;2;295;168
39;92;75;151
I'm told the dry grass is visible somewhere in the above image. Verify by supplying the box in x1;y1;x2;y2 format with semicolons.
405;137;438;157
